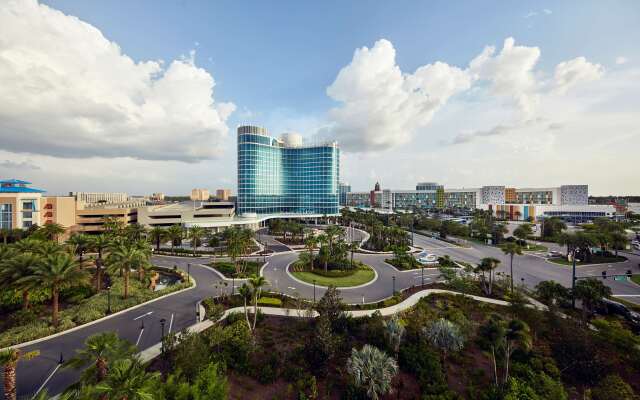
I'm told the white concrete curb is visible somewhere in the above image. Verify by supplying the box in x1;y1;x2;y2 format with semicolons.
285;261;379;290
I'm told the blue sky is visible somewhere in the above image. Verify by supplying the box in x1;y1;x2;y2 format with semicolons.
1;1;639;195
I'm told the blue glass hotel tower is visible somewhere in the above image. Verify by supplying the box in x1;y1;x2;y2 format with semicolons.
237;125;339;216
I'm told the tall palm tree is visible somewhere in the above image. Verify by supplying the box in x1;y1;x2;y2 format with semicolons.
90;235;111;291
0;349;40;400
574;278;612;322
21;253;89;327
0;253;41;309
188;226;205;257
132;240;152;281
148;226;167;252
476;257;501;295
238;284;252;331
107;244;143;299
39;223;66;243
248;274;268;331
65;332;136;385
67;233;92;267
383;315;405;357
34;240;65;258
124;223;146;241
325;225;344;256
93;358;160;400
304;236;317;270
424;318;465;366
12;237;44;254
224;227;243;275
348;241;359;270
501;243;523;293
346;345;398;400
166;225;183;255
0;228;10;245
503;319;531;383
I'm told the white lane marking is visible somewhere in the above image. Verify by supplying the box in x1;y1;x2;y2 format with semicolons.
33;363;62;398
612;294;640;297
287;286;296;290
168;313;174;334
135;328;144;346
133;311;153;321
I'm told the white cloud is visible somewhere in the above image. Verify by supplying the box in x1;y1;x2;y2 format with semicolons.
553;57;605;94
322;39;471;151
616;56;628;65
0;159;40;170
0;0;235;162
543;9;552;15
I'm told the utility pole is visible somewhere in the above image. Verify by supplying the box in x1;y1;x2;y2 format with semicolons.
571;249;577;308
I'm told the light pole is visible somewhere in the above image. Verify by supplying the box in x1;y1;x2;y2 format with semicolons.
106;286;112;314
313;279;316;303
571;249;577;308
392;276;396;294
232;274;235;295
187;263;191;281
195;302;200;322
421;266;424;287
160;318;166;355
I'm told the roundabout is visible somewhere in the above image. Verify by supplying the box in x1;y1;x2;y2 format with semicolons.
287;261;377;288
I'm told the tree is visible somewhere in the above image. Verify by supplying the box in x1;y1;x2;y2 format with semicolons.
574;278;612;322
166;224;183;255
93;358;160;400
609;231;628;257
90;235;111;291
316;234;330;272
148;227;166;252
21;253;88;327
475;257;501;295
346;345;398;400
383;314;405;357
541;217;566;240
188;225;205;256
67;233;92;267
65;332;136;385
501;243;523;293
424;318;465;365
534;280;569;310
513;223;533;245
324;225;344;257
591;374;636;400
0;252;41;309
479;314;531;385
304;236;317;270
124;223;146;242
224;227;243;275
348;241;359;270
39;222;65;242
0;228;10;245
315;286;345;330
248;274;268;331
237;284;252;331
0;349;39;400
503;319;531;383
107;243;145;299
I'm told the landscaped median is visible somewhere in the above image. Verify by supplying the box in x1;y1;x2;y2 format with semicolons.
289;259;375;287
547;254;627;266
208;260;265;278
0;267;191;348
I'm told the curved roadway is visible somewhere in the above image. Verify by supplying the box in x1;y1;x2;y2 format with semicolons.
4;230;640;398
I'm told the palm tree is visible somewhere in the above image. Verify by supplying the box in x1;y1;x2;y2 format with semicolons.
0;228;10;245
424;318;465;366
224;227;243;275
304;236;317;270
132;240;152;281
346;345;398;400
90;235;111;291
316;233;329;272
248;274;268;331
107;244;144;299
348;241;359;270
501;243;523;293
102;217;125;238
93;358;160;400
325;225;344;256
0;349;40;400
39;223;66;242
0;253;42;309
124;224;146;241
610;231;629;257
166;225;183;255
503;319;531;383
534;280;569;310
21;253;89;327
147;227;166;253
383;314;405;357
67;233;92;267
65;332;136;385
475;257;501;295
237;284;252;331
513;223;532;246
188;225;205;256
35;240;65;258
574;278;612;322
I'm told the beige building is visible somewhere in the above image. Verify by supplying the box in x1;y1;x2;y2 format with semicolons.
75;205;138;234
70;192;129;204
215;189;231;201
137;201;236;231
190;188;210;201
150;192;165;201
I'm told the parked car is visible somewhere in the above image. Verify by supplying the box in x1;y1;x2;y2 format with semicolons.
596;298;640;331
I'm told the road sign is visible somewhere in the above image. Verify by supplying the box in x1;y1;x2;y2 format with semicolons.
614;276;627;281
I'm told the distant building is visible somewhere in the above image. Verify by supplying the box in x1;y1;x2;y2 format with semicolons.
138;201;236;231
215;189;231;201
70;192;128;204
190;188;210;201
74;205;137;234
416;182;440;191
150;193;165;201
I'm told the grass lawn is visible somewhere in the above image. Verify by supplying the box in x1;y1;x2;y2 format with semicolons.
290;265;375;287
548;254;628;266
210;260;264;278
522;243;548;252
631;275;640;286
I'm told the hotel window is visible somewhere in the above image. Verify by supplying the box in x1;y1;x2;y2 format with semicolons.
0;204;12;230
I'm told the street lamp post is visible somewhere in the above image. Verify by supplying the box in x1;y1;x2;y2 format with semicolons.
106;286;112;314
421;266;424;287
392;276;396;294
160;318;166;355
187;263;191;281
571;249;577;308
232;274;235;295
313;279;316;303
195;303;200;322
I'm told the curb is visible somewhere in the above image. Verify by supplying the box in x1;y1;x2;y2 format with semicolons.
2;275;197;351
284;261;379;290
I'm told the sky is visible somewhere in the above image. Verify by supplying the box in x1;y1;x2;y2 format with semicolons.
0;0;639;196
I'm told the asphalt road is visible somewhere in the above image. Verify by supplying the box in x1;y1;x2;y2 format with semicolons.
4;230;640;397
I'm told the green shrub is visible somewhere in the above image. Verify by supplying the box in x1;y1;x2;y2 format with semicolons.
591;375;636;400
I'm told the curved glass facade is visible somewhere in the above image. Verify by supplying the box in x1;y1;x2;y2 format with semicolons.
237;126;339;215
